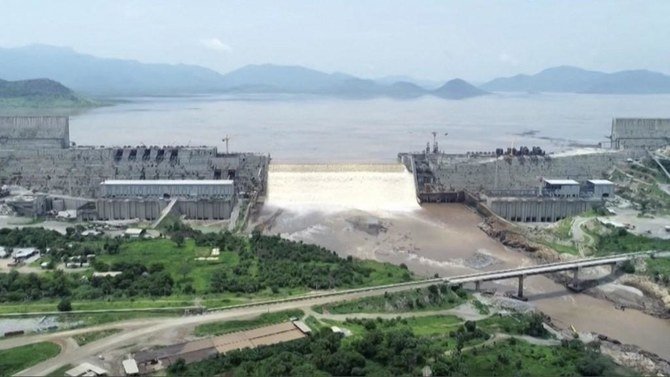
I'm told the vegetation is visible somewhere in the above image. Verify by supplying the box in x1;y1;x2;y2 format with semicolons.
194;309;304;336
176;314;629;377
72;329;122;346
57;298;72;312
460;337;632;377
0;78;97;109
0;226;411;307
313;284;466;314
0;342;61;377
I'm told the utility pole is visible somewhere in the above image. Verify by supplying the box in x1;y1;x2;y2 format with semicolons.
222;135;231;154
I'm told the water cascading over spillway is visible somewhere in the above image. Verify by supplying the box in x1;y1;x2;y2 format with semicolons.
266;164;420;213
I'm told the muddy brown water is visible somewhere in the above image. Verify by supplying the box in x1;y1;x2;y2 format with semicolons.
259;166;670;359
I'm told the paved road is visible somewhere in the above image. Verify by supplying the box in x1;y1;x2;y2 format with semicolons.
6;282;445;376
4;251;659;376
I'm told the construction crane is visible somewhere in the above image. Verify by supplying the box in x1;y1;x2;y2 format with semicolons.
222;135;231;154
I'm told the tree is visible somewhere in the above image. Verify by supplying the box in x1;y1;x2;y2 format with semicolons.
168;358;187;375
178;262;193;280
576;354;608;376
173;234;185;247
57;298;72;312
524;313;549;338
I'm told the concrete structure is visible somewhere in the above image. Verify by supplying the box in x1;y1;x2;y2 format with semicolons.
449;252;654;299
134;321;310;372
122;359;139;376
586;179;615;199
100;180;234;199
482;178;611;222
486;197;594;222
611;118;670;150
124;228;145;238
0;116;269;222
542;179;580;197
0;116;69;149
65;363;108;377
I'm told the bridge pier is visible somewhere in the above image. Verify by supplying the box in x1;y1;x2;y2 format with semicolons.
517;275;524;298
567;267;584;292
475;281;481;291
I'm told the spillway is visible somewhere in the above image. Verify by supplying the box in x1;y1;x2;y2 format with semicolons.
266;164;420;213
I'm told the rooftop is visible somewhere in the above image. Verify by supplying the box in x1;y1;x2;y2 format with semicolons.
101;179;233;186
587;179;614;185
122;359;139;375
542;179;579;185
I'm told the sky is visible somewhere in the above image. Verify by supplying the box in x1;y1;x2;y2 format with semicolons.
1;1;669;82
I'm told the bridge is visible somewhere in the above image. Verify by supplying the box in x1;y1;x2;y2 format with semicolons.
446;251;663;299
206;251;663;313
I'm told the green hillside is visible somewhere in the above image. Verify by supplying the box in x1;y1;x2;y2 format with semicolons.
0;78;97;108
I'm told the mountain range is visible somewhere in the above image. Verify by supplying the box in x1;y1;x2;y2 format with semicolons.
0;45;486;99
1;45;669;99
481;66;670;94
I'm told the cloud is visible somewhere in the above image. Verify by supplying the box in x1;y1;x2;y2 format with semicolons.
199;38;232;53
498;52;521;67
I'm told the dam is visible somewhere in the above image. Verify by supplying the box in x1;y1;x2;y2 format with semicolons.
0;116;269;221
267;164;420;213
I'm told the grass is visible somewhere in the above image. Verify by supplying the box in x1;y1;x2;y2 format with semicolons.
461;338;634;377
72;328;122;346
0;342;61;377
403;314;463;336
539;240;580;256
98;238;224;292
194;309;304;336
314;285;466;314
357;260;412;286
555;218;574;240
646;258;670;280
472;299;490;315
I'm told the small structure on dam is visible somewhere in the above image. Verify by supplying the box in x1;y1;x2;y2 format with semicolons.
484;178;614;222
0;116;269;221
399;117;669;222
611;118;670;150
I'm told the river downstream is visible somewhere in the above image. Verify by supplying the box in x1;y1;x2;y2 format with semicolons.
257;164;670;359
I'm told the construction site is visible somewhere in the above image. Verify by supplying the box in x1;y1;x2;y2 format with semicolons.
1;116;670;227
399;118;670;222
0;116;269;224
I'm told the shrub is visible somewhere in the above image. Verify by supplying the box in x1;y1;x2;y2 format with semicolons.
57;298;72;312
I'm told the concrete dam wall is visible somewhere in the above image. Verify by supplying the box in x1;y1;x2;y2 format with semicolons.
426;151;623;193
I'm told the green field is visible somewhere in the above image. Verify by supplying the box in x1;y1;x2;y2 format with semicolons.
0;342;61;377
194;309;304;336
73;328;122;346
2;229;412;314
97;238;222;292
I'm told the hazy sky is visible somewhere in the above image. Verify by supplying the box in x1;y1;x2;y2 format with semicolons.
2;1;669;81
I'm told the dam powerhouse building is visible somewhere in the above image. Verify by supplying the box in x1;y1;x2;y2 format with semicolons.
399;118;670;222
0;116;269;221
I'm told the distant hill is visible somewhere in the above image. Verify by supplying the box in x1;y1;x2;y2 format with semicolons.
433;79;488;99
0;44;486;99
481;66;670;94
0;78;96;108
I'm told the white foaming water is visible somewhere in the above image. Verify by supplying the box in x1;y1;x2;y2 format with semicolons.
267;164;420;213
